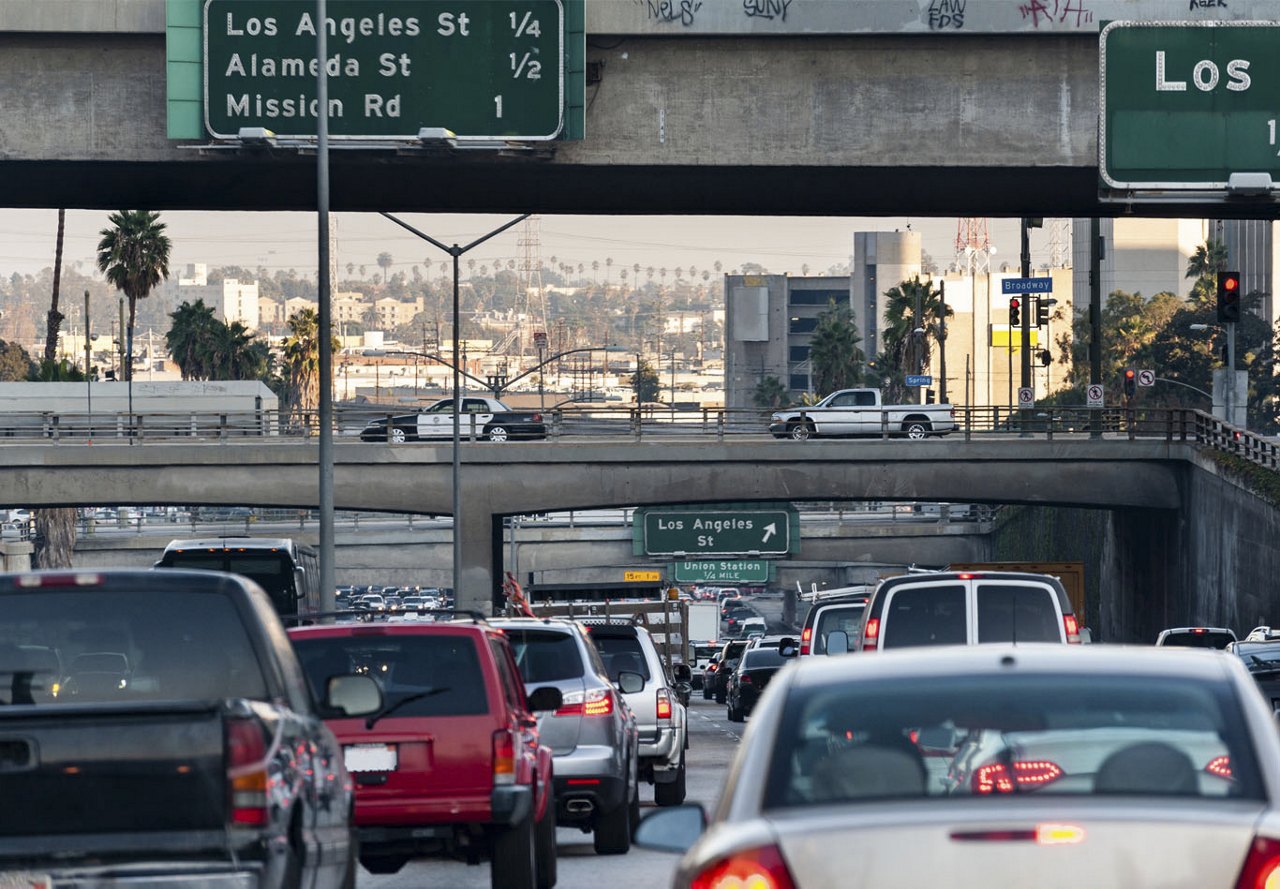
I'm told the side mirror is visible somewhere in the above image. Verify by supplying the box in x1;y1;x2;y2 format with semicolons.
526;686;564;713
634;805;708;854
826;630;849;655
671;663;692;683
617;670;645;694
777;637;798;658
294;566;307;599
326;674;382;717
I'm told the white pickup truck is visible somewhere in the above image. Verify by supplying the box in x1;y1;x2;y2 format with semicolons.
768;388;956;440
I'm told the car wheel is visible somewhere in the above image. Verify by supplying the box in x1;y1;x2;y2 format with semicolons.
628;780;641;835
487;425;510;443
534;801;557;889
902;420;931;440
388;426;408;444
702;682;713;700
592;798;631;855
787;421;814;441
360;855;410;875
653;751;687;807
727;700;744;723
492;813;537;889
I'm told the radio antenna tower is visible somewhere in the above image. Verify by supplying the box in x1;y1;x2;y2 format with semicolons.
513;217;548;356
954;218;991;275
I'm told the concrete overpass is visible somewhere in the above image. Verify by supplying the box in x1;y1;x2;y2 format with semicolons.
0;436;1191;609
0;0;1271;216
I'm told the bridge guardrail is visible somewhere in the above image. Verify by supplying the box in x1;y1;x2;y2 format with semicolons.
0;404;1274;466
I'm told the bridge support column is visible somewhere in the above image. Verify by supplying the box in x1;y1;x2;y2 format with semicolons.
454;506;501;616
0;541;34;572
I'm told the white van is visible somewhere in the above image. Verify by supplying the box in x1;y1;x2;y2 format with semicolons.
854;571;1080;652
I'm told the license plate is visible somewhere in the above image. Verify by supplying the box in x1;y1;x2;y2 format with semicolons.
344;744;397;772
0;874;52;889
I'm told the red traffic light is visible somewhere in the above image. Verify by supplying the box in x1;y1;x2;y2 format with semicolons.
1124;369;1135;379
1223;276;1239;292
1009;298;1020;309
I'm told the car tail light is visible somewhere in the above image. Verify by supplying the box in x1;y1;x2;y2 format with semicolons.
656;688;672;720
691;844;796;889
800;627;813;656
706;663;718;674
739;673;753;685
492;729;516;785
1205;755;1233;780
16;572;102;588
1235;836;1280;889
973;760;1063;794
531;413;542;422
226;717;270;826
862;617;880;651
1063;614;1081;644
556;687;614;718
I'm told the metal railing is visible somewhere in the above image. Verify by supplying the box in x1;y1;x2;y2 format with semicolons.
0;403;1273;469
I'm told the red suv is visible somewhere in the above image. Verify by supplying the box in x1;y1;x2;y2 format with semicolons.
289;618;562;889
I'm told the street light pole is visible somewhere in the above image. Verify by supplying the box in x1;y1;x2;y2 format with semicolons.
315;0;336;614
380;212;529;614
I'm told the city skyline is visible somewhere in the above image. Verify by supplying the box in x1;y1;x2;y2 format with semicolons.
0;209;1050;284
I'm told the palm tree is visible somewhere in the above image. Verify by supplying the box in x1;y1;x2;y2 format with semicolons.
1186;238;1230;306
281;308;337;416
753;375;791;410
35;208;75;570
213;321;269;380
808;300;866;395
346;262;355;276
166;299;220;379
878;276;952;401
96;210;171;382
376;252;393;283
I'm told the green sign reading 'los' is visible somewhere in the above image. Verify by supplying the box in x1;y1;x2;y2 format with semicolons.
203;0;564;140
644;511;791;557
1101;21;1280;189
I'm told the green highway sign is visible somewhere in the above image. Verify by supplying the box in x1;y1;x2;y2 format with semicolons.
644;510;791;557
1101;21;1280;190
672;560;770;584
204;0;564;140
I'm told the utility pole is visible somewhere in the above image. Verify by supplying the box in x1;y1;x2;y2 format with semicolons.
1019;218;1034;433
1089;218;1103;439
938;281;948;404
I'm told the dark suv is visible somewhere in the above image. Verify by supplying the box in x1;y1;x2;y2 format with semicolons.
491;618;640;855
289;618;561;889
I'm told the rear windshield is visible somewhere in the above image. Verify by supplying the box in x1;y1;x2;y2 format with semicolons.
814;604;865;655
587;631;651;681
976;584;1063;643
293;633;488;717
503;629;586;683
881;585;967;648
1162;632;1236;650
722;641;749;662
764;673;1262;809
0;590;268;705
694;645;720;661
741;649;786;669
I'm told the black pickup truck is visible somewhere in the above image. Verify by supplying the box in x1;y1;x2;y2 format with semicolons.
0;569;378;889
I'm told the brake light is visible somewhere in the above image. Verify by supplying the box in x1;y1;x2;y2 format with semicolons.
1206;755;1234;780
556;687;614;717
739;674;753;685
800;627;812;656
531;413;542;422
691;844;796;889
957;573;976;580
226;717;270;826
1191;627;1208;634
492;729;516;785
16;572;102;588
862;617;880;651
1235;836;1280;889
1063;613;1081;644
973;760;1063;794
656;688;672;720
706;663;718;674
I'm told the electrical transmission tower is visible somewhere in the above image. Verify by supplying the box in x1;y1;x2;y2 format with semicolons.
954;218;991;275
512;216;548;356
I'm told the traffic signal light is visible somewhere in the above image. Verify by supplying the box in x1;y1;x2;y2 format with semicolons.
1009;297;1021;326
1123;368;1137;399
1217;271;1241;323
1035;299;1050;327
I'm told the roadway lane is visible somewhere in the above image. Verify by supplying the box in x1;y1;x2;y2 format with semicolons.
358;695;739;888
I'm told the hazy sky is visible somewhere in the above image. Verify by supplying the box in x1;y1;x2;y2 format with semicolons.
0;209;1052;282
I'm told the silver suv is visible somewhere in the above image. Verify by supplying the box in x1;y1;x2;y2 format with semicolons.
490;618;641;854
581;620;689;806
